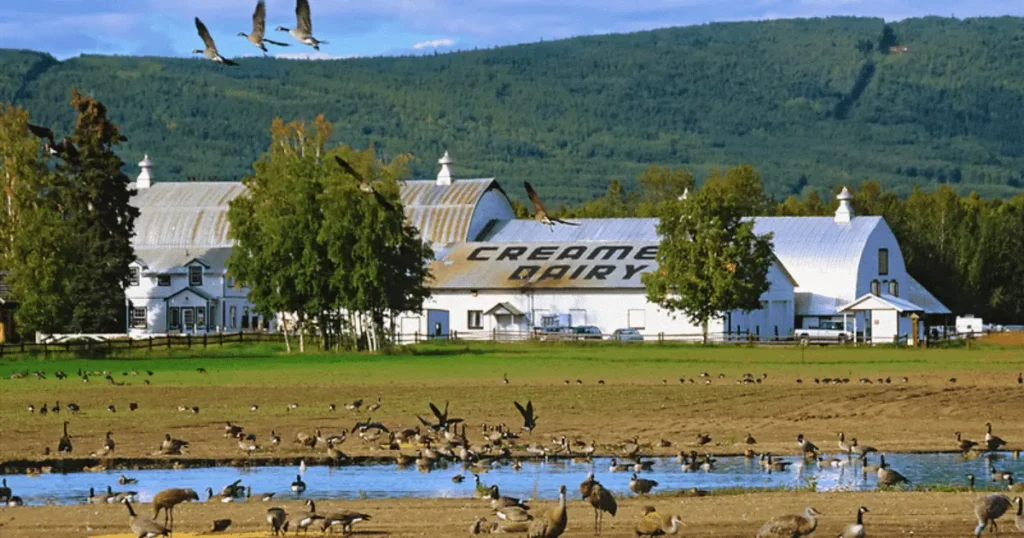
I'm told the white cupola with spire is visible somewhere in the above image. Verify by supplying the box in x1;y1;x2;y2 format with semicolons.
137;154;154;189
436;150;454;186
834;186;853;223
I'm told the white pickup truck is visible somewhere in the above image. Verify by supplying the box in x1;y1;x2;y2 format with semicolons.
796;320;853;345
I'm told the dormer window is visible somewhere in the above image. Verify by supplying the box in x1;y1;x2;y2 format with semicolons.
129;266;140;287
889;281;899;297
157;275;171;287
189;266;203;287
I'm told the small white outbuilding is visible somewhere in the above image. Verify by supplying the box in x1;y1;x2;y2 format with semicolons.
838;293;925;346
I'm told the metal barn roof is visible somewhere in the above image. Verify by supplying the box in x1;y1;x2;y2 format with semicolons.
131;182;244;249
399;179;503;246
481;218;660;242
134;248;233;274
907;275;952;314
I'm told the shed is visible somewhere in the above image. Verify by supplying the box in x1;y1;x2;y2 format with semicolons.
839;293;924;346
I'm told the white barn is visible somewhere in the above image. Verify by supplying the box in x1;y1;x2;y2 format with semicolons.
123;153;949;344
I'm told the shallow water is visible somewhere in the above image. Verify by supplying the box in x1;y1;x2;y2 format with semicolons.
4;452;1021;506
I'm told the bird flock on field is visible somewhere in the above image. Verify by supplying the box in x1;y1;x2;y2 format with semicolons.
3;369;1023;537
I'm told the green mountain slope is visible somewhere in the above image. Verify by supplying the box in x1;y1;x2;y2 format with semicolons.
2;16;1023;203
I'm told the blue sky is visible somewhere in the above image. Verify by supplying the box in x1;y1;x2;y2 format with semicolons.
1;0;1022;60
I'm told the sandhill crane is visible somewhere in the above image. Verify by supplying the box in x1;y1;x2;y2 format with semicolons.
527;485;568;538
580;472;616;535
152;488;200;531
635;507;681;537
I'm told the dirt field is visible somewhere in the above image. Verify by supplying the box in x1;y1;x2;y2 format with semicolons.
0;344;1022;466
1;491;1019;538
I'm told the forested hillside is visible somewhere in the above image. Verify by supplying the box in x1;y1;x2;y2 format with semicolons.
2;16;1024;203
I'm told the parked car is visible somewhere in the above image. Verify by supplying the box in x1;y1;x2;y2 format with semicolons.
572;326;604;340
612;328;644;342
796;320;853;344
537;327;572;341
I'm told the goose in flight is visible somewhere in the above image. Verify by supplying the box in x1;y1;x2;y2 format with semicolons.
239;1;290;55
514;400;538;433
525;182;578;229
334;156;395;211
276;0;328;50
193;18;238;66
26;124;78;160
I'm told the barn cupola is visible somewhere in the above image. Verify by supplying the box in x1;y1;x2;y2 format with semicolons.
137;154;154;189
834;186;853;223
436;150;454;186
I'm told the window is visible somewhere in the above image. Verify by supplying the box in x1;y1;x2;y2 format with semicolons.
169;307;180;329
226;275;236;288
130;307;147;329
889;280;899;297
157;275;171;286
129;267;140;286
878;248;889;275
870;279;880;295
468;310;483;330
241;307;250;329
189;266;203;286
229;306;237;328
182;308;194;329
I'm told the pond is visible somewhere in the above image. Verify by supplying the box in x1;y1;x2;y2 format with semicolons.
3;452;1020;506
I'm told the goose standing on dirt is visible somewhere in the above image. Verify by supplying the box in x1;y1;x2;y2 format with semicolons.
515;400;538;433
320;510;372;534
58;421;73;454
276;0;328;50
838;506;869;538
124;499;170;537
985;422;1008;451
973;494;1013;537
756;506;821;538
239;0;290;54
1005;474;1024;493
289;499;323;533
267;507;288;536
580;472;616;535
489;485;529;509
635;508;682;537
527;485;568;538
193;18;238;66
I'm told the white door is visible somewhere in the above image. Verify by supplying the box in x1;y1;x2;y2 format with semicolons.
181;308;195;333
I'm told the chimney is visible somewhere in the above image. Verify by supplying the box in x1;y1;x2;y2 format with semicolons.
436;150;454;186
137;154;154;189
834;186;853;223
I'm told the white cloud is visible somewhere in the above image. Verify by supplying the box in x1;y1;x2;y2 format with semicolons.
412;38;456;49
275;51;359;60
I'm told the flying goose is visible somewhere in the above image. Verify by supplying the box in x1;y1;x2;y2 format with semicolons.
514;400;538;433
193;18;239;66
239;0;290;54
334;156;396;210
973;494;1013;537
276;0;328;50
124;499;170;538
838;506;868;538
756;506;821;538
525;182;578;229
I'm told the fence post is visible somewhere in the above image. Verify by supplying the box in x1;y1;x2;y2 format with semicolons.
202;333;207;348
166;335;170;349
219;333;223;346
239;332;244;344
148;337;152;350
107;340;113;355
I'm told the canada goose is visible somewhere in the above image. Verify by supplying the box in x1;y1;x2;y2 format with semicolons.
838;432;851;453
756;506;821;538
991;466;1010;482
503;373;510;385
1013;496;1023;532
609;458;630;473
332;156;396;210
238;0;290;54
88;486;111;504
205;487;234;503
623;436;641;456
108;485;138;503
974;494;1013;537
321;510;372;534
346;398;364;411
635;509;682;537
290;474;306;494
129;402;138;411
209;519;232;533
695;433;712;446
580;472;616;535
514;400;538;433
633;458;655;472
967;473;976;491
224;422;244;438
219;479;245;498
490;484;529;509
1018;372;1023;385
276;0;328;50
837;506;868;538
763;453;791;473
984;422;1007;451
850;438;876;458
267;507;288;535
876;455;909;486
797;433;818;454
629;473;658;495
956;431;979;452
124;499;170;538
367;396;382;413
527;485;568;538
1006;474;1024;492
0;478;11;503
288;499;323;533
525;182;578;229
58;421;72;454
680;453;701;472
745;433;757;445
152;488;199;531
193;18;238;66
160;433;189;455
101;431;116;455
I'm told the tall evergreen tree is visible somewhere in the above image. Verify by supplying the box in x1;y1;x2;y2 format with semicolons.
643;166;774;343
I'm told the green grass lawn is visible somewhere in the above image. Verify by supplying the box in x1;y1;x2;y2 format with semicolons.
0;341;1019;390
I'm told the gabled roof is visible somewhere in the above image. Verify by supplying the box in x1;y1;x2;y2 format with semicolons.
399;179;506;246
485;302;525;316
164;286;214;302
907;275;951;314
839;293;924;313
131;182;243;249
134;248;232;274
